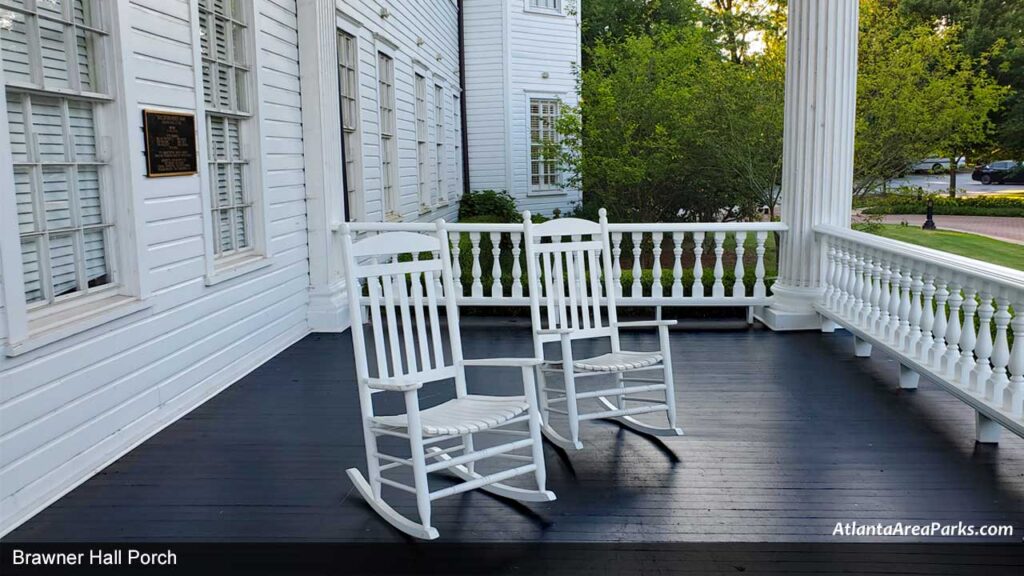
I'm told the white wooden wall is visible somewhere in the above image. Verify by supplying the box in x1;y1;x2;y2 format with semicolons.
463;0;581;216
339;0;461;223
0;0;311;535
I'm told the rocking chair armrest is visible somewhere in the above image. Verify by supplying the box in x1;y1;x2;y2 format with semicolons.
615;320;678;329
362;377;424;392
536;328;574;336
461;357;544;368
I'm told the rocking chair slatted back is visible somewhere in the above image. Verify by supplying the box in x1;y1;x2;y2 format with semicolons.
523;213;620;351
340;224;465;395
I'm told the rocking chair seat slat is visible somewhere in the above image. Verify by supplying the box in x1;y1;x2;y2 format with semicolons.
372;395;530;436
550;350;664;373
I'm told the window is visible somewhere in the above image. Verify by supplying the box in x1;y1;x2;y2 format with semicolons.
199;0;253;259
414;73;428;209
377;52;397;217
337;30;360;221
530;98;560;191
453;94;462;198
2;0;117;308
529;0;561;11
433;84;445;204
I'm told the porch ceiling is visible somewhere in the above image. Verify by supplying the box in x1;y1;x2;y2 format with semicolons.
5;320;1023;543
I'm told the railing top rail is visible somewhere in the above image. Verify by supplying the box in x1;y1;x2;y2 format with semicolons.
607;222;788;233
815;224;1024;294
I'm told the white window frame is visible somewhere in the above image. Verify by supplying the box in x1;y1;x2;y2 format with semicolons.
524;0;564;16
0;0;148;355
374;39;399;221
336;23;363;222
452;92;462;199
192;0;270;285
414;71;429;212
527;94;563;196
433;80;446;206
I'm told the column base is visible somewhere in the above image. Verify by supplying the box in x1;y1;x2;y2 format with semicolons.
756;284;825;331
308;280;352;332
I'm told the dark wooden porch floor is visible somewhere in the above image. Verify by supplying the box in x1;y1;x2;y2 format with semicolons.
5;319;1024;543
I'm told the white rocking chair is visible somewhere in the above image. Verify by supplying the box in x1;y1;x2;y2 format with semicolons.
522;209;683;451
340;221;554;540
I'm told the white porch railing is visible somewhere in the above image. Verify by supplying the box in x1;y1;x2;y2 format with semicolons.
815;224;1024;439
423;221;785;308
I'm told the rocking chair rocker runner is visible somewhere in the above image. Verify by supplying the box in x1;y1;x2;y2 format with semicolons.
523;209;683;450
340;221;554;540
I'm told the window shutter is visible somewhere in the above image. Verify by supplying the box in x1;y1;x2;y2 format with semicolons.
1;15;32;84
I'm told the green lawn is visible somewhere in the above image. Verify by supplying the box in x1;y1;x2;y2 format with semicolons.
864;224;1024;271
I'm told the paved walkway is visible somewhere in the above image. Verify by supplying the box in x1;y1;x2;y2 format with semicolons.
868;214;1024;245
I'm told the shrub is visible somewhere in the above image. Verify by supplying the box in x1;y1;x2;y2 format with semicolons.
858;191;1024;217
458;189;520;222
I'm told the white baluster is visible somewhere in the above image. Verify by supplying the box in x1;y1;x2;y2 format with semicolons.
753;231;767;300
823;241;837;307
490;232;502;298
956;285;978;387
886;263;903;344
897;263;913;348
970;289;994;394
712;232;726;298
671;232;684;298
631;232;643;299
917;272;935;359
1007;300;1024;416
469;232;483;298
612;232;623;298
849;247;864;320
929;277;948;368
733;231;746;298
652;232;663;298
942;281;964;374
876;259;892;335
692;232;704;299
836;243;852;313
987;294;1011;405
511;232;523;298
450;231;463;296
858;252;874;325
905;268;924;353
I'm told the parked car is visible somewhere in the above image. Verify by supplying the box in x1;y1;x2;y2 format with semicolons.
971;160;1024;184
910;156;965;173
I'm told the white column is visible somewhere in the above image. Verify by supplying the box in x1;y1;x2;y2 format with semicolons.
298;0;350;331
761;0;859;331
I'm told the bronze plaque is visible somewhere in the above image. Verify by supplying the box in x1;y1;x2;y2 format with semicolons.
143;110;198;177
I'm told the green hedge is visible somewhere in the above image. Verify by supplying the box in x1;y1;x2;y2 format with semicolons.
859;193;1024;217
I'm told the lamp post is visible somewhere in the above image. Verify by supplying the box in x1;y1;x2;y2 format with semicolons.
923;198;936;230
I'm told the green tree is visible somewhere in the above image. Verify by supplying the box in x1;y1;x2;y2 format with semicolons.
582;0;702;48
854;0;1008;196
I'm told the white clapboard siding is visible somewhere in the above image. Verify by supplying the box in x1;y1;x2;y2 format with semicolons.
0;0;310;536
338;0;459;224
462;0;581;216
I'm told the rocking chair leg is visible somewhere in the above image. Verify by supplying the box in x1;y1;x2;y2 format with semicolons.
462;433;476;475
659;327;683;435
363;422;384;499
560;337;582;449
346;468;439;540
614;372;625;410
536;366;551;426
404;391;434;533
521;367;548;492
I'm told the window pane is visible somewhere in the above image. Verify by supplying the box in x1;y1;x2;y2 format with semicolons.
42;166;72;230
6;92;28;161
49;232;79;297
14;166;36;233
83;228;108;285
1;13;32;84
73;0;98;29
21;237;44;304
68;99;97;160
75;27;99;92
217;209;232;252
39;17;71;89
234;208;248;249
212;163;229;208
32;96;68;162
37;0;64;17
77;165;102;225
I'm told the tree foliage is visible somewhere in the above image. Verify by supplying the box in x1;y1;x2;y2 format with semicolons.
854;0;1009;195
